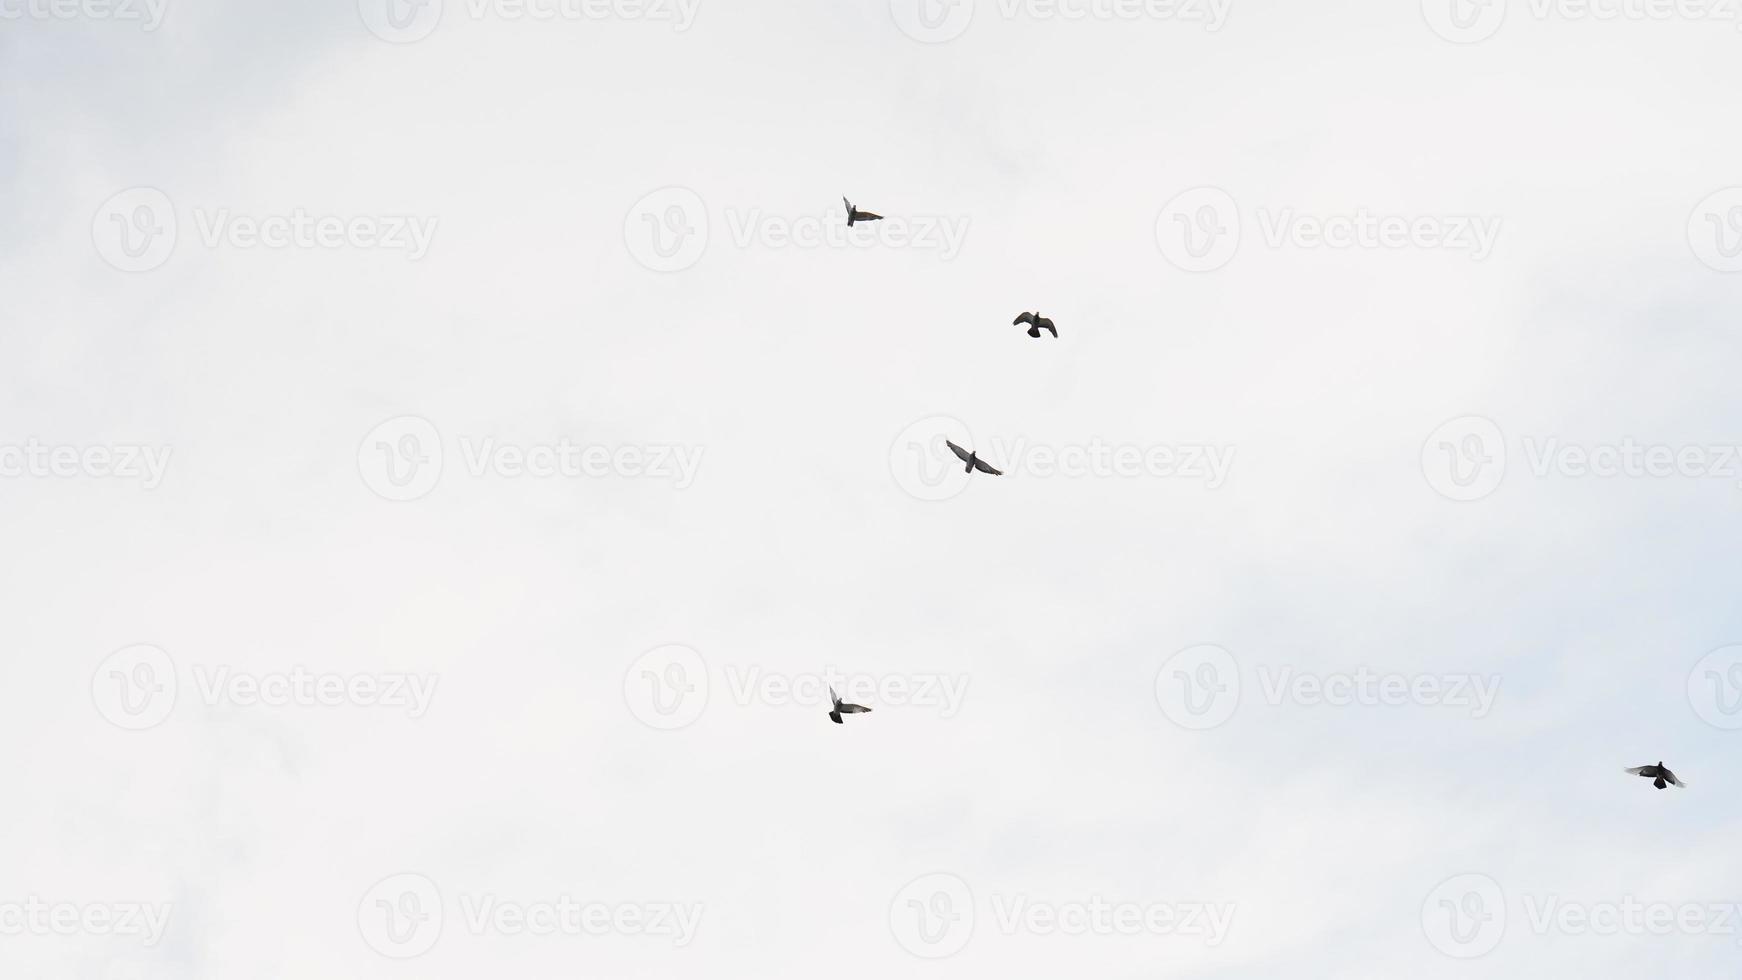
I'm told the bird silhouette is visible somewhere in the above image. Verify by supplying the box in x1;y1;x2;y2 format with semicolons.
1014;311;1057;338
843;197;884;227
946;440;1003;476
829;686;872;724
1626;761;1687;789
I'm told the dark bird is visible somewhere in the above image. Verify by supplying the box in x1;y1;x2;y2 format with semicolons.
829;686;872;725
1626;761;1687;789
1014;311;1057;338
946;440;1003;476
843;197;883;227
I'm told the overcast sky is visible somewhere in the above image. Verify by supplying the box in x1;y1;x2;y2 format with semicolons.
5;1;1742;977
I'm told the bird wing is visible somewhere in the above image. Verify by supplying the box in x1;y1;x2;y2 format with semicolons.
1625;766;1649;775
829;685;840;705
1667;771;1688;787
1040;320;1057;337
857;210;883;220
839;703;871;713
843;197;851;212
946;441;973;464
973;457;1003;476
1014;312;1035;326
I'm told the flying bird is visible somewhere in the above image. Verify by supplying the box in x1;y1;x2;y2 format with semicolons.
1014;311;1057;338
843;197;883;227
829;686;872;725
946;440;1002;476
1626;761;1687;789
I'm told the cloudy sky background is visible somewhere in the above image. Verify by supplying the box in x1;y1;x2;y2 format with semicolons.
4;0;1742;977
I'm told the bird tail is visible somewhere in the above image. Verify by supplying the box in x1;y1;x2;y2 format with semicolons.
829;711;843;724
1655;778;1667;789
